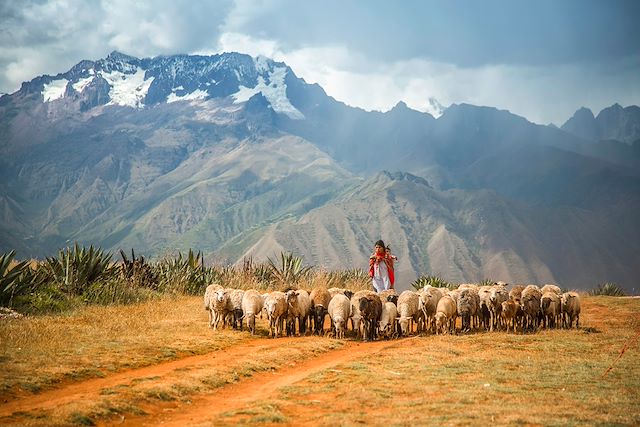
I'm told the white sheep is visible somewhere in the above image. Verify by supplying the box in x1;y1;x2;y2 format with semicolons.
396;290;420;336
327;293;351;339
418;286;443;333
241;290;264;335
379;301;398;339
285;289;312;336
264;291;288;338
435;295;458;335
203;283;223;328
210;288;230;330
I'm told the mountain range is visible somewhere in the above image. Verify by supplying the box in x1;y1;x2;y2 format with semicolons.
1;51;639;292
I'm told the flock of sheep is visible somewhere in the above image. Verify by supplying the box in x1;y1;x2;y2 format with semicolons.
203;283;582;340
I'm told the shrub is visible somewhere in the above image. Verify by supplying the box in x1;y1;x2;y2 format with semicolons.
588;282;626;296
43;243;118;296
0;251;31;306
154;249;221;295
267;252;313;287
411;274;453;291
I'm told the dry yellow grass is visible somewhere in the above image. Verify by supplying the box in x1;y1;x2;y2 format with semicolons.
0;295;249;397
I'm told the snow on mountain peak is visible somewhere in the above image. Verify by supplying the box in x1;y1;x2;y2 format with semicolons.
42;78;69;102
232;64;304;120
103;67;154;108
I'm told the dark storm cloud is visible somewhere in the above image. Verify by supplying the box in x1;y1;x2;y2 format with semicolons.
227;0;640;67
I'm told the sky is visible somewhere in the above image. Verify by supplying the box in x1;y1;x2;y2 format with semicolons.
0;0;639;125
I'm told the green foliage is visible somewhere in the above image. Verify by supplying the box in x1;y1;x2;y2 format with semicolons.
588;282;626;296
119;249;158;289
154;249;221;295
0;251;31;306
411;274;453;291
267;252;313;286
44;243;118;295
479;278;496;286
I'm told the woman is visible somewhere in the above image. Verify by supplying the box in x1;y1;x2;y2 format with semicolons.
369;239;394;293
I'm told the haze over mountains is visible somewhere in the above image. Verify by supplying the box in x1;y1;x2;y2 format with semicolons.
1;51;639;292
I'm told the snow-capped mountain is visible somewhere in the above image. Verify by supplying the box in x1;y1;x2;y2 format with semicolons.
19;51;304;119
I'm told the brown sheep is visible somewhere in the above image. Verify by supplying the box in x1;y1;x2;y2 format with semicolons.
561;292;581;328
309;288;332;335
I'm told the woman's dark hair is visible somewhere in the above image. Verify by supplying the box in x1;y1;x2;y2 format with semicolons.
375;239;385;248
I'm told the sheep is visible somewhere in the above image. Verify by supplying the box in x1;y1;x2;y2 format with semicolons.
541;291;561;328
396;290;420;336
478;286;493;331
541;284;562;296
210;288;230;330
327;293;351;339
435;295;458;335
561;292;581;328
350;290;377;339
285;289;312;336
328;287;354;300
309;288;332;335
457;287;479;332
501;299;520;333
379;301;398;339
379;288;399;305
264;291;288;338
509;285;526;302
359;293;383;341
488;284;509;331
203;283;223;328
241;290;265;335
418;286;443;333
225;289;245;330
521;285;542;332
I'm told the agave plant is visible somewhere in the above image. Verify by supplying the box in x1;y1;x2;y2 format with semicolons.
267;252;313;286
411;274;453;291
44;243;118;296
155;249;222;295
588;282;626;296
0;251;31;306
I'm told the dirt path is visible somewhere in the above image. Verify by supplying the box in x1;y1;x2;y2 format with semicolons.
0;336;411;425
0;337;300;417
118;338;407;426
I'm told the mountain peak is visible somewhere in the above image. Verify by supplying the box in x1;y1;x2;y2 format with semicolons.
106;51;139;63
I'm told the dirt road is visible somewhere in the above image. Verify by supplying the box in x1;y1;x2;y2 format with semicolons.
0;336;408;426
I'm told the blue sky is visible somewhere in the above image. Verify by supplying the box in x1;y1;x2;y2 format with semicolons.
1;0;638;124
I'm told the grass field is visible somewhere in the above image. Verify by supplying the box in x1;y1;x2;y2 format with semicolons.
0;295;638;426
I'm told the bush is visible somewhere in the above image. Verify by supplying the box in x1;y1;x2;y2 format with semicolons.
44;243;119;296
588;282;626;296
411;274;453;291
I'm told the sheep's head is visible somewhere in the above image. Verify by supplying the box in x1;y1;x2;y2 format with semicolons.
398;316;411;334
215;289;227;302
435;312;447;331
